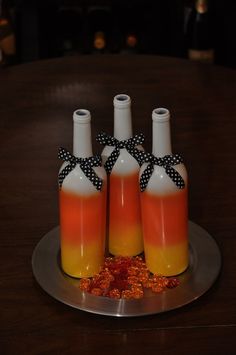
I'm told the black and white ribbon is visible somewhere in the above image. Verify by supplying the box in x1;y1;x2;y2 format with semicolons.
139;153;185;192
58;147;103;191
96;132;145;174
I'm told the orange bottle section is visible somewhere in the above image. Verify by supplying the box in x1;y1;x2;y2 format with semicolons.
59;188;106;278
108;172;143;256
141;188;189;276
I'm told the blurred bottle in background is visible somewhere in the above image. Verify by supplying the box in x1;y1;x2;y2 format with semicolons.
185;0;214;63
86;5;112;54
57;2;84;56
119;3;140;54
0;0;16;65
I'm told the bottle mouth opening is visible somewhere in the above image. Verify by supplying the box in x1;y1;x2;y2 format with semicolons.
154;108;168;115
152;108;170;122
73;109;91;123
114;94;131;107
116;94;129;102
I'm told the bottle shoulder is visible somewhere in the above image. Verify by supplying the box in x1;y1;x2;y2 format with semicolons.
139;163;188;195
59;162;106;195
102;146;142;175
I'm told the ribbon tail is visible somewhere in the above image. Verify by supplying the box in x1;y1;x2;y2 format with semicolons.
104;148;120;174
80;164;103;191
140;163;154;192
58;147;74;162
165;166;185;189
58;163;74;189
131;148;146;166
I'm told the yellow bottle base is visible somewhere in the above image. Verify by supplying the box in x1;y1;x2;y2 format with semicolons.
144;241;189;276
109;225;143;256
61;241;104;278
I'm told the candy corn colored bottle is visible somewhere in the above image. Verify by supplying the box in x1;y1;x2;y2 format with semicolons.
140;108;188;276
102;94;143;256
59;109;107;278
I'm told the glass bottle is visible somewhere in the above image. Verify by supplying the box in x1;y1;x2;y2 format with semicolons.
87;5;111;54
57;4;84;56
59;109;107;278
0;0;16;65
186;0;214;63
140;108;188;276
101;94;143;256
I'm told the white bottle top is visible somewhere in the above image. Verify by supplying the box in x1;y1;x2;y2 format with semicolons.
73;109;93;158
140;107;187;194
102;94;141;175
60;109;106;195
152;108;172;157
113;94;132;140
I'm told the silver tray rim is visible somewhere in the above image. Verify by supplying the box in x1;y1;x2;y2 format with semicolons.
32;221;221;317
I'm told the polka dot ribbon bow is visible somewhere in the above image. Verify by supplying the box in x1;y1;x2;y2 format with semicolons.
58;147;103;191
96;132;145;174
139;153;185;192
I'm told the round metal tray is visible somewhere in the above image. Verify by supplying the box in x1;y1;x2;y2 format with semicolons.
32;221;221;317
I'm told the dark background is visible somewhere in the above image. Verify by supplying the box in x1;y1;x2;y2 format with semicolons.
2;0;236;68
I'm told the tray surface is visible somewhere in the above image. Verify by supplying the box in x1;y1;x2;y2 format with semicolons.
32;221;221;317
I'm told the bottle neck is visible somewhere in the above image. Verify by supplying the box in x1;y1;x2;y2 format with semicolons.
113;94;133;140
73;110;93;158
152;108;172;157
94;31;106;50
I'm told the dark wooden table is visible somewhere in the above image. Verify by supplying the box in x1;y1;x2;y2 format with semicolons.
0;55;236;354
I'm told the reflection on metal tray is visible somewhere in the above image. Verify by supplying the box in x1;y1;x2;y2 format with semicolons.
32;221;221;317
